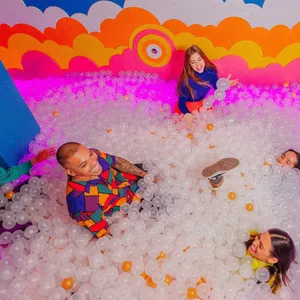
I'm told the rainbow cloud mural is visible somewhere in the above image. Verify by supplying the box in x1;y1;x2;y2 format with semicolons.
0;0;300;83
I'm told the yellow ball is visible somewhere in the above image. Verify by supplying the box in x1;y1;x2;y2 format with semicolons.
246;203;254;212
187;287;197;299
61;278;74;290
206;123;214;131
122;261;132;272
228;192;236;200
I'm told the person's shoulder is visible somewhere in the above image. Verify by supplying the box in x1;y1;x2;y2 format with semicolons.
92;149;109;161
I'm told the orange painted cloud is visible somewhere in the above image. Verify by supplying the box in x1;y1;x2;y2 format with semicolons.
44;18;88;47
91;8;160;48
1;7;300;59
163;17;300;58
0;18;87;49
0;33;124;70
1;6;300;81
88;8;300;58
0;23;45;47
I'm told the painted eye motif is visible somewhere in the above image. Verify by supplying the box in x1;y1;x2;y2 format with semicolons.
132;28;175;68
146;44;162;59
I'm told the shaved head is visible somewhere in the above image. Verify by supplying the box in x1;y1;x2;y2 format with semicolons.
56;142;81;168
56;142;102;179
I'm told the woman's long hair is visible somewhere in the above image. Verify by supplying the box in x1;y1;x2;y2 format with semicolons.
177;45;218;100
284;149;300;170
245;229;297;293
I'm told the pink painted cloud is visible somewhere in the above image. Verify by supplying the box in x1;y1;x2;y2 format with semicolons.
8;51;62;79
99;48;185;81
7;49;300;85
215;55;300;85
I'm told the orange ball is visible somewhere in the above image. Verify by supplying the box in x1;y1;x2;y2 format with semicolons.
147;277;157;288
164;274;173;285
183;246;190;252
52;111;59;116
187;133;194;140
140;271;149;280
206;123;214;131
122;261;132;272
124;95;129;100
283;82;289;88
187;287;197;299
196;276;207;286
5;191;15;200
228;192;236;200
245;203;254;212
157;251;167;260
62;278;74;290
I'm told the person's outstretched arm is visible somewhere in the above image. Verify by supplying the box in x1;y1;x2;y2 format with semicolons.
113;157;147;177
0;161;33;185
210;69;219;90
0;148;56;186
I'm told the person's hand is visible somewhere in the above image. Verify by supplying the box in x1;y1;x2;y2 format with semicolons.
31;148;56;165
184;113;194;127
227;74;239;86
141;171;147;178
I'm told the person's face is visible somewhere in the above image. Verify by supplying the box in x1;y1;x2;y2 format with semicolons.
248;231;278;264
64;145;101;177
189;53;205;73
276;151;298;168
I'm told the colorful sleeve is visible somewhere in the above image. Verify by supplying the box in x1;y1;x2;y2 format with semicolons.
98;150;116;167
0;161;32;185
209;69;219;90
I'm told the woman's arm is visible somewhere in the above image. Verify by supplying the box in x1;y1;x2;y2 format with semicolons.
210;69;219;90
0;148;56;185
178;95;191;114
0;161;33;185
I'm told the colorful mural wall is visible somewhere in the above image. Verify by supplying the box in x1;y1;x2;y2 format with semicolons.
1;0;300;84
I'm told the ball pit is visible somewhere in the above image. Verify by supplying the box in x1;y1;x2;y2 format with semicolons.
0;70;300;300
